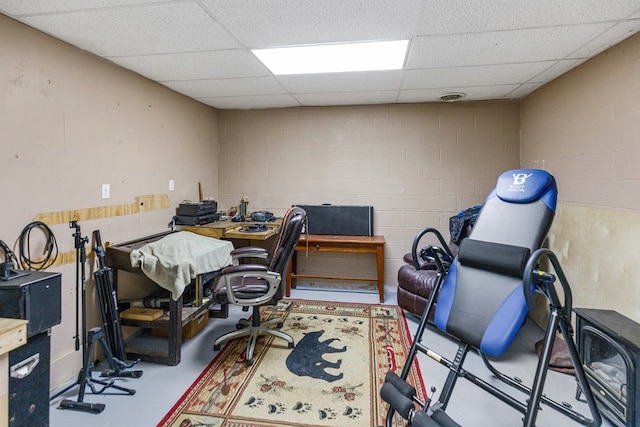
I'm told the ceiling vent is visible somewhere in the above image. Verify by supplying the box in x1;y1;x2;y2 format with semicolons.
439;92;466;102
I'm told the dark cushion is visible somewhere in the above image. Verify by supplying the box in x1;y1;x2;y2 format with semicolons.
457;239;530;278
397;286;435;321
402;252;438;270
397;265;440;318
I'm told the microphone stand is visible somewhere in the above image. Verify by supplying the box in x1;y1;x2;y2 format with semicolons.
50;221;136;414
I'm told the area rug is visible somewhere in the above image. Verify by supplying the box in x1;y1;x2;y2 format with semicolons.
158;299;425;427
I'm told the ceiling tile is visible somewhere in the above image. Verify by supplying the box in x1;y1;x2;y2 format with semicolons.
0;0;166;15
398;85;521;103
112;50;270;81
200;0;424;47
418;0;640;35
570;20;640;58
526;59;588;83
21;2;240;57
162;77;286;98
407;24;614;70
505;83;547;99
197;94;301;110
294;91;399;106
403;63;553;89
277;71;405;94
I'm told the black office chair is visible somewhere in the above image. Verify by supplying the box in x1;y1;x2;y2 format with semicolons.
212;206;306;365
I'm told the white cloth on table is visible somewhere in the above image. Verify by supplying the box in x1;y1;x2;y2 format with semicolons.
129;231;233;300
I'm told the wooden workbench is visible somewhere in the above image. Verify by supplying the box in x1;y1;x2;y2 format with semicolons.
286;234;386;302
106;232;230;365
104;221;280;365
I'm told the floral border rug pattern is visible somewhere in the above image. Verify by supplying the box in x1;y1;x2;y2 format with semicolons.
158;299;425;427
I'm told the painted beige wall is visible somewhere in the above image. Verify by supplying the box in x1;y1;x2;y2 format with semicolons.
217;102;520;288
521;32;640;322
0;16;219;389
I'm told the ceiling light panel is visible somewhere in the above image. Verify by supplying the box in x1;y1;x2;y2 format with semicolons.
253;40;409;75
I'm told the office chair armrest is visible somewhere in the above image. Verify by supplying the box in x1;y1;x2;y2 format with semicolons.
230;247;269;265
221;263;268;275
221;267;281;306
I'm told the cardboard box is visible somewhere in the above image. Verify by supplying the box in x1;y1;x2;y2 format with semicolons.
152;310;209;339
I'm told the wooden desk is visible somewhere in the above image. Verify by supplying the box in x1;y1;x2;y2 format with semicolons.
179;219;279;240
0;319;28;427
286;234;386;302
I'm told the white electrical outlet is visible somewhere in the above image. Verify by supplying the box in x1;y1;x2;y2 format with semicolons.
169;179;175;191
102;184;110;199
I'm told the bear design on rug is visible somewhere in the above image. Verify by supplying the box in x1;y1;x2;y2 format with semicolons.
285;330;347;383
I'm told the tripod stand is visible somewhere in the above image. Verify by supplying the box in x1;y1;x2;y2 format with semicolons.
50;221;137;414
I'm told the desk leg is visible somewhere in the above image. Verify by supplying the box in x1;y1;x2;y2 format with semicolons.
376;244;385;303
286;251;297;297
167;297;182;366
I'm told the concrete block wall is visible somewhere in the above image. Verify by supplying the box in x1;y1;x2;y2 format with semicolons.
217;102;520;289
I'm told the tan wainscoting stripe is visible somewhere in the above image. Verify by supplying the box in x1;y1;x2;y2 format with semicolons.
36;194;170;225
31;249;95;269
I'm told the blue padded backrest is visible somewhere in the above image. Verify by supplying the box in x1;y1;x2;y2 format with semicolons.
434;169;557;357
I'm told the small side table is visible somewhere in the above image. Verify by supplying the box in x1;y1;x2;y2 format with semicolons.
286;234;386;302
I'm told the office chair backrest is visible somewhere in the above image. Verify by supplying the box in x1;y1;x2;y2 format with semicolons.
269;206;306;298
434;169;557;357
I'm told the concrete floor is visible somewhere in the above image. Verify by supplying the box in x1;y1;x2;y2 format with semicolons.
48;286;612;427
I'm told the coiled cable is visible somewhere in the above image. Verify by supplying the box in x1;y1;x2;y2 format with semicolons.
0;239;18;266
17;221;58;270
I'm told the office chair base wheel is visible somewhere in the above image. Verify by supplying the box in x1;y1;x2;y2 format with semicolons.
246;358;254;366
288;342;294;349
276;322;284;328
213;344;221;351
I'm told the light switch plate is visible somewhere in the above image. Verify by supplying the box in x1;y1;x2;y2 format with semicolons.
102;184;110;199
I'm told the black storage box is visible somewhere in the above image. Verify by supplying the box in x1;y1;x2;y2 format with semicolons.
1;271;60;426
296;204;374;236
0;271;62;337
9;331;51;427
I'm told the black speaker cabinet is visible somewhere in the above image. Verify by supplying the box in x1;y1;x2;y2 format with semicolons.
0;271;61;337
296;204;374;236
8;331;51;427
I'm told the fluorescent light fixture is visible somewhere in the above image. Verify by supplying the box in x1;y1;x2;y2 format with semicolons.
252;40;409;75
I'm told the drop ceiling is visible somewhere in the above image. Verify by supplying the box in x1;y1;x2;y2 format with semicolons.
2;1;640;110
